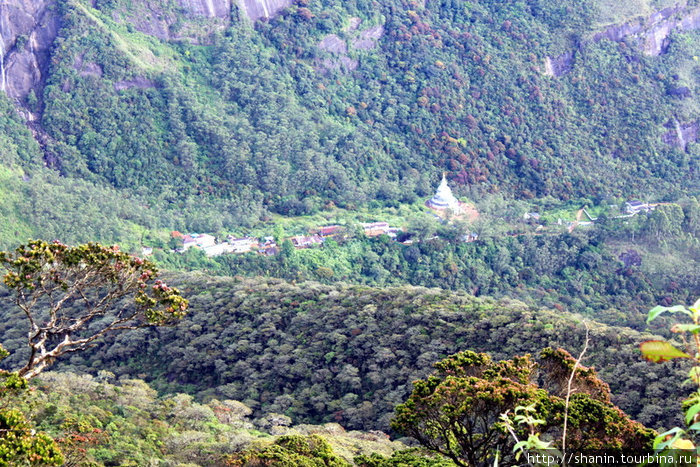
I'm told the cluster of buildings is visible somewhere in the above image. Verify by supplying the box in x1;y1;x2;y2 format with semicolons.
163;232;281;257
144;178;658;259
139;175;479;258
160;221;406;258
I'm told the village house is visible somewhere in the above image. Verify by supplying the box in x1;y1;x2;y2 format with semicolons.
625;200;652;214
227;236;259;254
258;237;278;256
361;222;391;237
290;235;324;248
182;233;217;251
460;232;479;243
260;246;279;256
202;243;236;257
313;225;344;238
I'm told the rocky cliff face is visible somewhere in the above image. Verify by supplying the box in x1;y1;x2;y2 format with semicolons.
0;0;294;104
662;119;699;149
177;0;231;18
594;6;700;56
234;0;293;22
0;0;60;101
110;0;232;42
545;6;700;77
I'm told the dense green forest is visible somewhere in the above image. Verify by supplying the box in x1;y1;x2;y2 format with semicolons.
2;0;700;463
21;370;431;465
0;274;684;434
1;0;699;248
154;199;700;330
37;0;700;208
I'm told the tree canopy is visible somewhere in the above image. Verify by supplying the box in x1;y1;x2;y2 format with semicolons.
0;240;188;378
391;349;654;466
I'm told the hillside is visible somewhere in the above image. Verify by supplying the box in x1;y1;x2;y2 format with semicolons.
0;274;685;434
0;0;699;248
1;1;700;461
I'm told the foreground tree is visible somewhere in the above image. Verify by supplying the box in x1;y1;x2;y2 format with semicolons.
391;349;654;467
0;240;189;378
0;345;63;466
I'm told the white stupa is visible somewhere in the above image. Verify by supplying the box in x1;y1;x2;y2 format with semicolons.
426;173;461;212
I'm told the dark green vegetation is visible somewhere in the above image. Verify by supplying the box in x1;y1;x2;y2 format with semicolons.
0;275;684;434
158;200;700;330
2;0;698;351
0;347;63;466
392;349;654;466
1;0;700;248
0;240;188;378
1;0;700;462
20;371;419;466
37;0;700;204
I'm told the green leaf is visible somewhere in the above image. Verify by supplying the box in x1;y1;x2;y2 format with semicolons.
647;305;692;323
640;341;692;363
512;440;527;453
691;299;700;314
688;422;700;431
653;427;685;451
685;402;700;425
672;324;700;334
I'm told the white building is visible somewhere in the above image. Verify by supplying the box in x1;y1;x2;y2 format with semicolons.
426;174;461;212
182;233;217;251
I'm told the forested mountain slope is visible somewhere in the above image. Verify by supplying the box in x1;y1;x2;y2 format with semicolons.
1;0;699;242
0;274;684;433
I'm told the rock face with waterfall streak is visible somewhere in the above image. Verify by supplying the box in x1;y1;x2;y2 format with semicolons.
0;0;293;102
234;0;293;22
0;0;60;100
176;0;231;18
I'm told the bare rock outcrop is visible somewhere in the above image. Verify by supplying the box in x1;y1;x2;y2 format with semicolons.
114;76;156;91
544;50;574;77
0;0;60;100
662;119;699;150
73;54;103;78
234;0;293;22
351;25;384;50
177;0;231;18
109;0;232;42
318;34;347;54
594;5;700;56
315;24;384;74
545;6;700;77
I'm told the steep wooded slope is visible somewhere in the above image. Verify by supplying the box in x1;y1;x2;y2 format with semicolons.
1;0;699;234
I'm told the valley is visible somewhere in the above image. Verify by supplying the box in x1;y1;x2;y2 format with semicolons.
0;0;699;464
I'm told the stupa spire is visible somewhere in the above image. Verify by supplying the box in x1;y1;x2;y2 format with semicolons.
427;173;461;211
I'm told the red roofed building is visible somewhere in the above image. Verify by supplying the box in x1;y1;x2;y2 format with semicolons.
316;225;344;237
361;222;390;237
